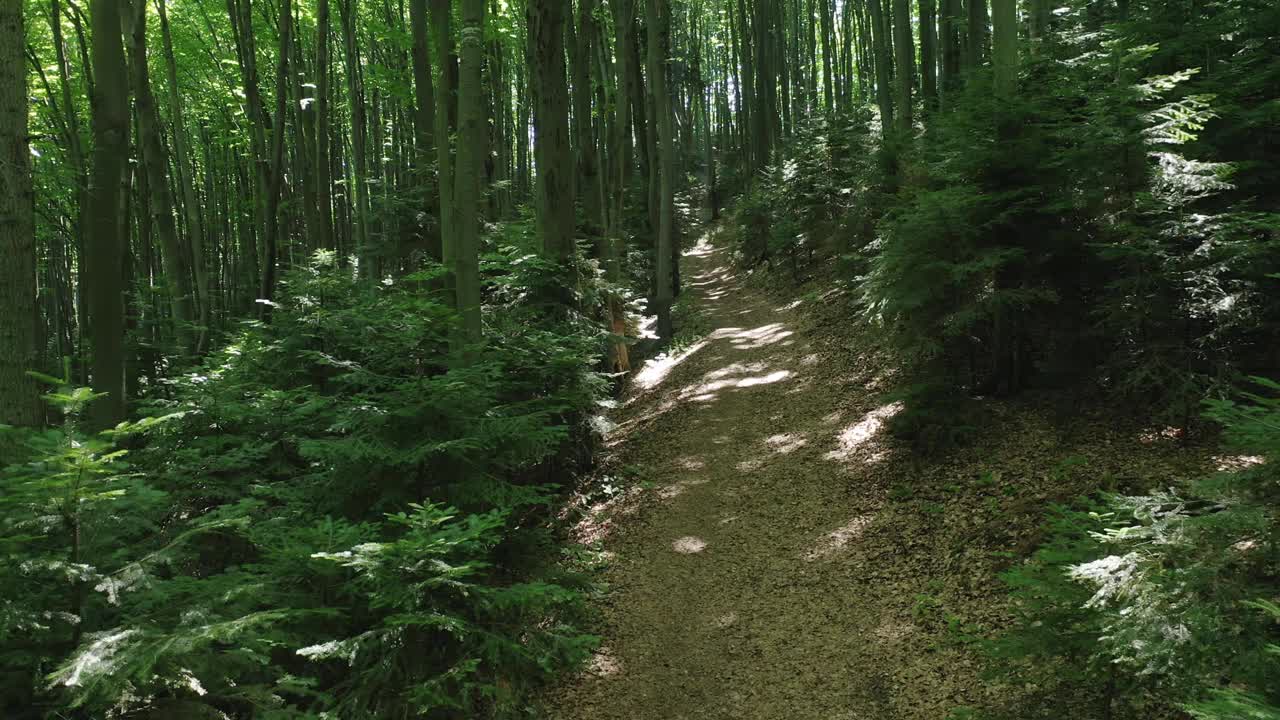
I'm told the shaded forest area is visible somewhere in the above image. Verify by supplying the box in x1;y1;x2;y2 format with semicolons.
1;0;1279;717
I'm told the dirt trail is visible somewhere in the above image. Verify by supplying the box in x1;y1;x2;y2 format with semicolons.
545;230;1215;720
549;233;928;719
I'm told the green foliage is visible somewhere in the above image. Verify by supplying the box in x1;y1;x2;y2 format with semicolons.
727;116;882;277
881;381;983;456
1;252;603;718
717;0;1280;451
991;378;1280;717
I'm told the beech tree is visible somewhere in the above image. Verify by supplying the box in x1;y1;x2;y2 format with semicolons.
0;0;40;427
85;0;129;429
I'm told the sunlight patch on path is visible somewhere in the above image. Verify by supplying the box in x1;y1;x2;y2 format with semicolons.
659;478;710;500
824;402;904;461
805;515;876;561
713;612;739;629
633;340;710;391
672;536;708;554
765;433;807;454
586;647;623;677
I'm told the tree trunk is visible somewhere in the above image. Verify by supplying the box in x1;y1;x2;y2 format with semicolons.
892;0;913;135
570;0;605;242
0;0;42;426
966;0;989;70
647;0;675;338
939;0;961;93
50;0;91;376
991;0;1019;394
824;0;834;112
529;0;576;263
156;0;210;352
991;0;1016;98
226;0;264;310
316;0;335;251
920;0;938;110
339;0;372;278
87;0;130;429
127;0;194;352
409;0;439;268
454;0;485;341
430;0;456;298
260;0;292;309
867;0;894;133
605;0;634;372
1028;0;1049;45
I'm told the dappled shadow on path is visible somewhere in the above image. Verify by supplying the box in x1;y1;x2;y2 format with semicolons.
546;229;918;720
548;227;1226;720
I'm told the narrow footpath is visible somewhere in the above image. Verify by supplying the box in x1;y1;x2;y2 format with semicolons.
547;232;987;719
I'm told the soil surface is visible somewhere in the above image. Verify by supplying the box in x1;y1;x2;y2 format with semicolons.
545;231;1211;720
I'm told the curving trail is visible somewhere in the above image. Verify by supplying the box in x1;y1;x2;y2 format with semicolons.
544;229;1218;720
547;232;960;720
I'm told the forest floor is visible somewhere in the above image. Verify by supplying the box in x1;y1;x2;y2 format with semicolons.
544;229;1214;720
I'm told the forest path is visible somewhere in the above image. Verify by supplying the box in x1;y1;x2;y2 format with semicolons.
548;232;919;719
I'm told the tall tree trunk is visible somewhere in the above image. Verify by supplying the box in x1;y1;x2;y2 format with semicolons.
570;0;605;243
50;0;91;376
0;0;42;426
156;0;210;351
454;0;485;341
430;0;456;299
340;0;373;278
647;0;675;338
529;0;576;263
605;0;634;372
891;0;913;135
991;0;1019;394
260;0;292;308
127;0;194;352
87;0;130;429
939;0;961;94
991;0;1016;98
316;0;335;251
920;0;938;110
819;0;835;111
226;0;264;310
409;0;439;267
1028;0;1049;45
966;0;989;70
735;0;755;171
867;0;894;134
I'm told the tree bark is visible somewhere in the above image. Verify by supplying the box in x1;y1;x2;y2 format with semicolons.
966;0;989;70
156;0;210;351
939;0;961;93
87;0;130;428
647;0;675;338
127;0;194;350
430;0;457;298
0;0;42;426
260;0;292;308
920;0;938;109
226;0;264;309
867;0;894;133
339;0;373;278
409;0;440;267
892;0;913;135
528;0;576;262
316;0;335;251
991;0;1016;98
454;0;485;340
570;0;605;243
